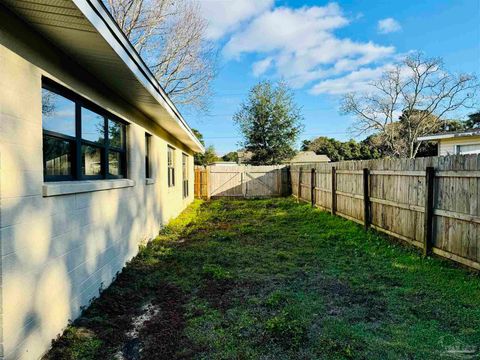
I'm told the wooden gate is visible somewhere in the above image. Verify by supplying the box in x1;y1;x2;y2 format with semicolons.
194;166;209;198
195;165;289;198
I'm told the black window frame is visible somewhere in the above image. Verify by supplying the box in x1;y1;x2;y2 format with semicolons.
145;133;152;179
42;78;128;182
167;145;175;187
182;153;189;198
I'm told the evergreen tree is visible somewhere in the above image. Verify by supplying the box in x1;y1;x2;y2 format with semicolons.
234;81;304;165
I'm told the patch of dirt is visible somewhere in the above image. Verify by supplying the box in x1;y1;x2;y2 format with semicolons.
136;283;191;359
78;282;191;360
198;278;237;311
318;277;388;322
113;303;162;360
197;278;259;312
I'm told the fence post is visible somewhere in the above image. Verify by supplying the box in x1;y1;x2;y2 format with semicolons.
241;167;246;197
206;166;211;200
363;168;370;230
286;166;292;196
423;166;435;256
331;167;336;215
298;167;302;201
310;168;316;206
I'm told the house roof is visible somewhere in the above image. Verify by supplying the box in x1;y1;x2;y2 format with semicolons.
237;150;253;163
289;151;330;163
417;130;480;142
2;0;204;153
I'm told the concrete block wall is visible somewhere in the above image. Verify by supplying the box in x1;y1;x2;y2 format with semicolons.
0;13;195;360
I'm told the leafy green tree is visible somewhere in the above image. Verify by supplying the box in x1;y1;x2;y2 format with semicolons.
360;135;387;159
234;81;304;165
300;140;311;151
439;119;467;132
465;111;480;129
202;145;220;165
195;145;220;166
222;151;239;163
192;128;205;145
191;129;220;165
306;137;341;161
303;136;382;162
192;128;206;165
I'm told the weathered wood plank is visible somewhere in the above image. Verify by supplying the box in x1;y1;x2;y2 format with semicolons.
436;171;480;178
370;197;424;212
370;170;425;176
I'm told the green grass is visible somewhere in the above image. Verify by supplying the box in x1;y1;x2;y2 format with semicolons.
45;198;480;359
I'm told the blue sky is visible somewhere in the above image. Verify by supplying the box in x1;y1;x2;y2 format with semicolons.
184;0;480;155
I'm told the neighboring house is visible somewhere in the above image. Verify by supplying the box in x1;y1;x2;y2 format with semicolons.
237;150;253;164
418;130;480;156
288;151;331;165
210;161;238;166
0;1;204;359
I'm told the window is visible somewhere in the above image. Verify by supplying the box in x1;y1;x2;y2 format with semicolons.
168;146;175;187
145;133;152;178
42;79;127;181
182;153;189;198
456;144;480;155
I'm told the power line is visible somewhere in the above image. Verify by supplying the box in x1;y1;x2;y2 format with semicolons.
185;108;336;118
204;130;353;140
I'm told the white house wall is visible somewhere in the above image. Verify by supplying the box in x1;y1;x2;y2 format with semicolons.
438;136;480;156
0;10;195;360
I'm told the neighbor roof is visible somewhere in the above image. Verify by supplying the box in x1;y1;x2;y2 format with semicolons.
289;151;330;163
2;0;204;153
417;130;480;142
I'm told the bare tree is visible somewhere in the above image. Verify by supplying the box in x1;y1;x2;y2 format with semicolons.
341;52;479;158
105;0;216;110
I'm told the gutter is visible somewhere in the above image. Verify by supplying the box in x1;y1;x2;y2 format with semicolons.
418;131;480;142
73;0;205;153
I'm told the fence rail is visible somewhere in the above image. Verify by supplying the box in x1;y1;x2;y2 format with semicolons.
291;154;480;271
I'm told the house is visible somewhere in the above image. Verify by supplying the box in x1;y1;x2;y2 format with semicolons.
288;151;331;165
237;150;253;164
418;130;480;156
210;161;238;166
0;1;204;359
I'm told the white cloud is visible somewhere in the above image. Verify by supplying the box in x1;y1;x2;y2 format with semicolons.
310;60;415;95
224;4;348;57
310;65;391;95
252;57;273;76
377;18;401;34
221;3;395;90
197;0;273;40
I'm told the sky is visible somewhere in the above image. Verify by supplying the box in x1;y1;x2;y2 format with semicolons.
183;0;480;155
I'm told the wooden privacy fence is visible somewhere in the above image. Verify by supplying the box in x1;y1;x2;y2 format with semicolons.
291;154;480;271
195;165;290;198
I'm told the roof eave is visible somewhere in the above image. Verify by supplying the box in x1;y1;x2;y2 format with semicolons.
74;0;204;153
418;131;480;142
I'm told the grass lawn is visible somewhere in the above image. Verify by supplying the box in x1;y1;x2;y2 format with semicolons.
46;198;480;360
